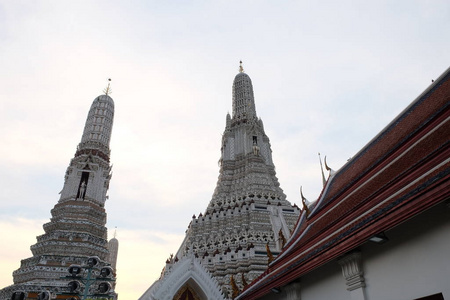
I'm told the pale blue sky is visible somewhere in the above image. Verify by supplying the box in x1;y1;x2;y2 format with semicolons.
0;1;449;298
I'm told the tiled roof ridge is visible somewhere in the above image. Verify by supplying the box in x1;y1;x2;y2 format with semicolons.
314;67;450;213
238;66;450;299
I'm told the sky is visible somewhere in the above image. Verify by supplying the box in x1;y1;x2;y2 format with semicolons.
0;0;449;299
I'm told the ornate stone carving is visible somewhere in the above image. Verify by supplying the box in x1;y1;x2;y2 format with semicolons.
338;251;366;291
284;281;301;300
1;93;117;300
146;66;300;299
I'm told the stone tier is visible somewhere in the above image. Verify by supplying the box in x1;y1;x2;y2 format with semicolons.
212;163;286;204
74;144;111;164
43;220;107;240
207;192;292;213
36;231;107;247
31;200;109;259
11;255;112;290
30;240;109;259
179;201;299;297
50;201;107;226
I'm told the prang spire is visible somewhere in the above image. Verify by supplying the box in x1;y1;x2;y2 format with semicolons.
232;61;256;120
154;65;300;299
60;90;114;206
213;64;286;204
0;89;117;299
79;93;114;153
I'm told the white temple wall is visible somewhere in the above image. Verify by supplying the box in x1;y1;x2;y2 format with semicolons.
258;202;450;300
362;202;450;300
301;260;347;300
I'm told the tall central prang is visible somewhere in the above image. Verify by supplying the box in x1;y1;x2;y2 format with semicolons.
210;62;286;208
141;63;300;300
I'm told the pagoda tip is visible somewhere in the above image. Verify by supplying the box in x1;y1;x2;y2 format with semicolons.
103;78;112;96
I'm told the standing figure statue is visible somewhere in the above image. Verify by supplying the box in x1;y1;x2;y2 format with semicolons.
79;181;86;199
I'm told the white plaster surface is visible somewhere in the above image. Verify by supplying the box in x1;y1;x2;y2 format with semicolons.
362;202;450;300
257;201;450;300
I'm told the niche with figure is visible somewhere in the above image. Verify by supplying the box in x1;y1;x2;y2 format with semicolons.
77;171;90;199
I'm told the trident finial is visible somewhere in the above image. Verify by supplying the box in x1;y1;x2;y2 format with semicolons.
239;60;244;73
103;78;112;96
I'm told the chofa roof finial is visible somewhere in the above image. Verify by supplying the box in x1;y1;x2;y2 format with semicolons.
300;186;311;217
319;153;326;187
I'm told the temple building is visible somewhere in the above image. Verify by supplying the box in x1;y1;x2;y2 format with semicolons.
140;63;301;300
0;89;119;300
238;67;450;300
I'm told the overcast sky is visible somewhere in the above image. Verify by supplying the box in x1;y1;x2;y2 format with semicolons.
0;1;449;299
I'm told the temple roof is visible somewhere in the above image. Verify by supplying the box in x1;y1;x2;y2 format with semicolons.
238;66;450;299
